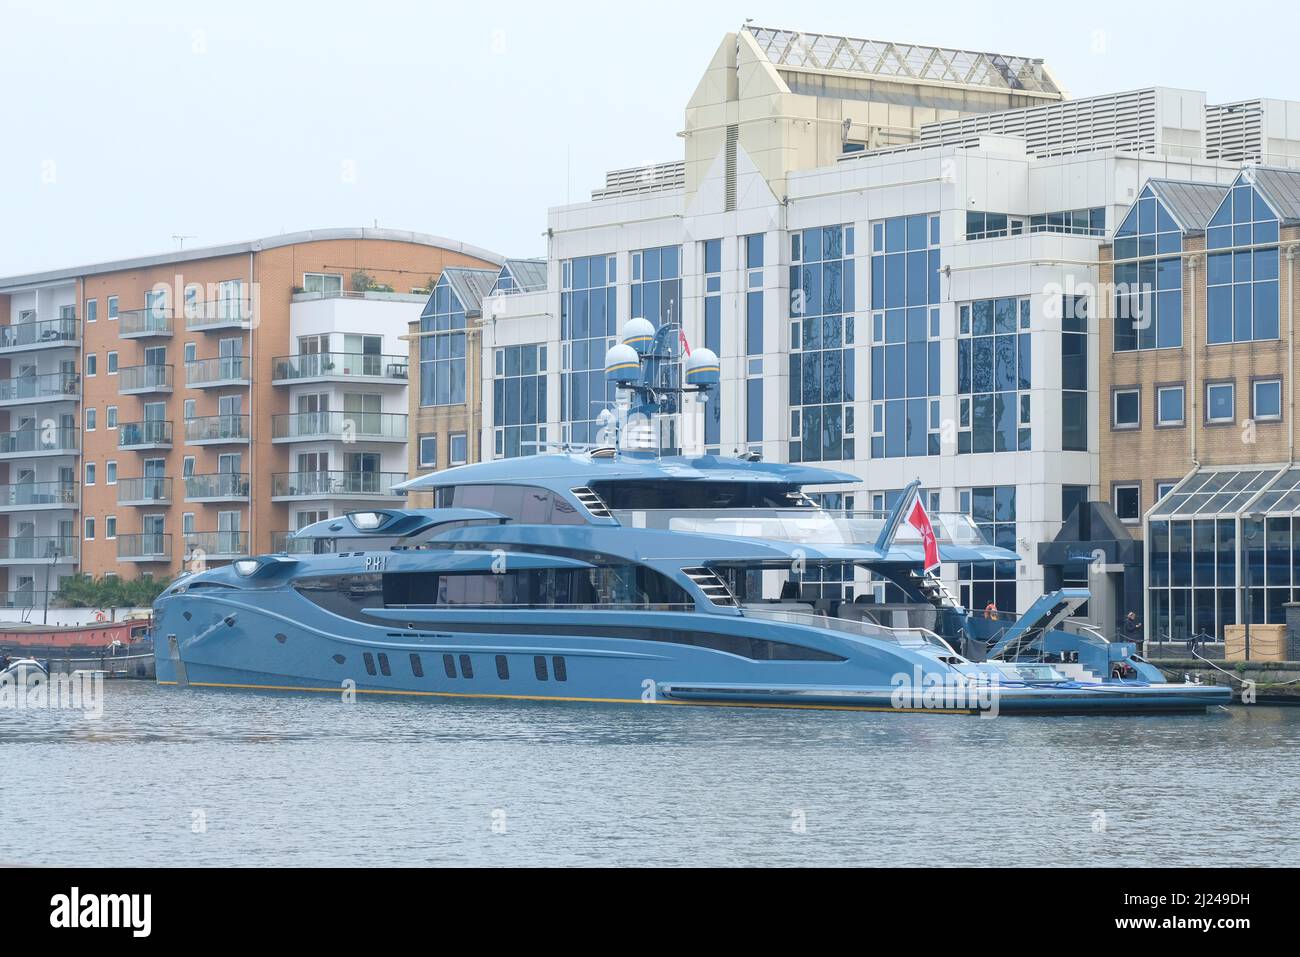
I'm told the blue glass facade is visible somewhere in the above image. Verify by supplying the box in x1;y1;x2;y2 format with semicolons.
1114;186;1183;351
956;297;1032;454
560;254;617;445
631;246;681;328
493;343;547;458
959;486;1018;614
702;239;722;451
1061;295;1089;453
1207;177;1281;345
869;215;939;459
419;277;467;407
789;225;856;463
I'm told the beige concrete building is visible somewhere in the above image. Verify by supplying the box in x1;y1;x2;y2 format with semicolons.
0;228;500;608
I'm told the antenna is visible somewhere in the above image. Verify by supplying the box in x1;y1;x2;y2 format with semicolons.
172;234;196;250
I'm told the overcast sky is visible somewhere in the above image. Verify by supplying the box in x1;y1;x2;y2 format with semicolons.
2;0;1295;275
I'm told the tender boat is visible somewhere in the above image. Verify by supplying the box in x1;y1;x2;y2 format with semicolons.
152;321;1230;716
0;657;48;685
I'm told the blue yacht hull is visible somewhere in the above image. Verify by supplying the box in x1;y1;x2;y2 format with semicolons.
152;596;1231;716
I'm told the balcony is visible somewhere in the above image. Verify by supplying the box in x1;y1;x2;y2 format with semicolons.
119;308;174;339
0;318;78;354
118;533;173;563
184;414;250;445
272;352;409;386
0;371;80;407
186;356;250;388
118;420;173;451
0;427;79;459
271;470;407;501
185;472;250;503
272;411;407;443
185;299;253;333
118;476;173;506
0;537;79;565
118;363;174;395
184;531;250;562
270;531;329;555
0;482;78;512
3;590;56;610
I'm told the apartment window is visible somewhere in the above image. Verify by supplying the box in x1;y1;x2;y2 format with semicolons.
107;351;118;374
84;518;95;541
559;253;620;445
956;296;1031;454
1207;177;1280;345
106;406;118;429
106;461;117;485
493;344;547;458
184;342;197;364
1114;484;1141;524
1253;379;1283;422
1156;386;1185;427
1114;186;1182;352
105;516;117;540
419;275;470;409
303;273;343;294
85;463;96;486
183;456;196;478
85;354;97;377
1112;389;1140;430
418;435;437;469
184;399;196;420
450;433;468;466
703;239;723;450
86;299;98;323
85;408;97;432
1061;295;1089;452
1206;382;1235;424
1156;481;1178;502
107;296;119;320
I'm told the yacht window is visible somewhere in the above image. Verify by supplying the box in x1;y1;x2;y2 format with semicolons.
589;481;814;510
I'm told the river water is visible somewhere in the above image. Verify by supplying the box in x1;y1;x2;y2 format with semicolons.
2;681;1295;867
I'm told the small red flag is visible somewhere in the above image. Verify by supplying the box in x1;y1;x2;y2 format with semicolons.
906;497;941;574
678;329;691;356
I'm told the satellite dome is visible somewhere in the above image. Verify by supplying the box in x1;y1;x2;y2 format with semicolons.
604;342;641;384
683;347;720;387
621;317;656;354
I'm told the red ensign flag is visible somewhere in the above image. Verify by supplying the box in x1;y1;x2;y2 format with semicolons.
907;497;941;574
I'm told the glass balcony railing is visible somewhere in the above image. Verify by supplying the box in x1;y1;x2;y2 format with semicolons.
0;318;78;351
0;372;80;404
185;473;250;500
0;482;78;509
2;589;56;609
186;356;250;386
118;420;173;449
185;299;254;331
271;470;406;498
184;414;250;443
117;476;173;504
272;411;407;441
117;534;172;561
0;537;79;562
0;427;79;456
184;531;250;559
271;352;408;382
270;531;332;555
119;308;174;338
118;364;174;392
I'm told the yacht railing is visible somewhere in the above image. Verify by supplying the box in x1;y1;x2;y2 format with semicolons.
376;603;697;613
739;604;954;651
609;508;989;548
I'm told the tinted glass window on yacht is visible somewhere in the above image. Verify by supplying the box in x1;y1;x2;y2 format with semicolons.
589;481;811;510
435;485;585;524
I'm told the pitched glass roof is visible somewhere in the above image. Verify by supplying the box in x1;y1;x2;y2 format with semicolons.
744;25;1061;96
1151;467;1295;518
